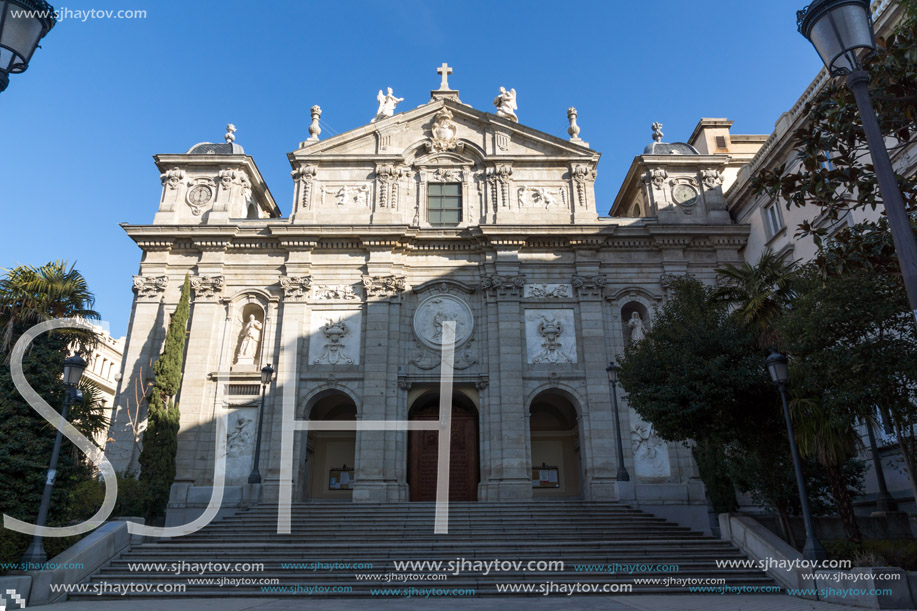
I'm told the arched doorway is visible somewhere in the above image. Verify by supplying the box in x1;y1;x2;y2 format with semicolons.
530;391;582;498
304;391;356;500
407;392;479;501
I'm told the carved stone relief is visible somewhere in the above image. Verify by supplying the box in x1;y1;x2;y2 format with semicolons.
525;309;577;364
321;185;370;208
571;274;606;299
308;311;361;365
631;413;671;479
518;185;566;208
412;294;474;350
427;107;462;153
362;275;406;299
224;410;255;482
524;284;571;299
481;274;525;299
312;284;359;301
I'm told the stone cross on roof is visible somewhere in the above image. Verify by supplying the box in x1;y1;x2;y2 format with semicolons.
431;62;460;102
437;63;452;90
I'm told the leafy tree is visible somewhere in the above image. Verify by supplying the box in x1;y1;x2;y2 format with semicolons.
713;249;797;350
138;275;190;520
617;276;798;527
752;1;917;276
0;260;100;356
779;266;917;510
0;261;101;566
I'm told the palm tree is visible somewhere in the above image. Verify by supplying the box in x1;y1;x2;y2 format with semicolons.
0;260;100;356
713;249;796;350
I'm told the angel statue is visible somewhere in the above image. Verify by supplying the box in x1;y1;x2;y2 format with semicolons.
493;86;518;122
371;87;404;123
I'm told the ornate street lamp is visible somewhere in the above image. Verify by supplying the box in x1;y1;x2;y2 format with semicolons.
606;362;630;482
248;363;274;484
798;0;917;330
765;351;827;562
20;354;86;565
0;0;57;93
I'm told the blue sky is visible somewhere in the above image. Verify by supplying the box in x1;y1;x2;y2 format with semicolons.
0;0;826;338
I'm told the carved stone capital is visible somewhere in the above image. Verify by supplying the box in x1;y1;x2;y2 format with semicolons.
362;275;406;300
280;275;313;301
190;275;224;301
132;275;169;300
160;168;185;190
571;274;607;299
481;274;525;299
572;164;597;184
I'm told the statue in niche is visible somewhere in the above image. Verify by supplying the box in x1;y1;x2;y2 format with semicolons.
372;87;404;123
236;314;263;365
493;86;518;122
628;311;646;342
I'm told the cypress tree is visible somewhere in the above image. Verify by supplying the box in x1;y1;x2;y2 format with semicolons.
138;275;190;519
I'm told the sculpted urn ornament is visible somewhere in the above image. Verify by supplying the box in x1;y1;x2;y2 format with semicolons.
372;87;404;123
493;87;518;122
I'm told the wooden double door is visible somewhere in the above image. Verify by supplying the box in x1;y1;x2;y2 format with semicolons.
407;402;479;501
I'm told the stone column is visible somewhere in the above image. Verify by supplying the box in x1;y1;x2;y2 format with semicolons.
107;267;170;474
571;240;619;500
481;240;530;500
263;240;314;507
353;255;405;503
174;265;226;486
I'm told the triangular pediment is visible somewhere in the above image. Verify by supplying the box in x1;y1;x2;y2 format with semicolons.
289;99;598;162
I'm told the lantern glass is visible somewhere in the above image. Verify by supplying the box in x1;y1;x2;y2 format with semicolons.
798;0;875;75
0;0;56;74
606;362;618;384
261;364;274;386
765;352;789;385
63;355;87;387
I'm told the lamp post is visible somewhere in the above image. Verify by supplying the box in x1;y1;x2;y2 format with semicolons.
248;363;274;484
20;354;86;565
765;351;827;562
0;0;57;93
606;362;630;482
864;417;897;513
798;0;917;330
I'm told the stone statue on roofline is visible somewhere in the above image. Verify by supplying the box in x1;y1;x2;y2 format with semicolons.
372;87;404;123
493;86;518;122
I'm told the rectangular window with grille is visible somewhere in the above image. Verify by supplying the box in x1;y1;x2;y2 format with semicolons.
428;183;462;227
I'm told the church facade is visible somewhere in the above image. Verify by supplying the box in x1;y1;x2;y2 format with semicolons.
107;68;751;531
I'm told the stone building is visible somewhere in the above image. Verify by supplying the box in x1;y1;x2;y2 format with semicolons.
107;68;751;531
79;324;125;448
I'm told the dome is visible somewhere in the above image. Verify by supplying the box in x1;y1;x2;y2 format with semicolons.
185;142;245;155
643;141;699;155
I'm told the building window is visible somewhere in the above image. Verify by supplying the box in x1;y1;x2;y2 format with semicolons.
428;183;462;226
762;202;784;239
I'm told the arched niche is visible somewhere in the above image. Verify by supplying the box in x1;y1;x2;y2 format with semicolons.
302;390;357;500
620;300;651;346
529;390;582;498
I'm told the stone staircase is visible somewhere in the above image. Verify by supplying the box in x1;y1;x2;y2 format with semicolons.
70;501;773;599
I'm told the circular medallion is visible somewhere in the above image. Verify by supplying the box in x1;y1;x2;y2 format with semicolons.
672;184;698;206
412;294;474;350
